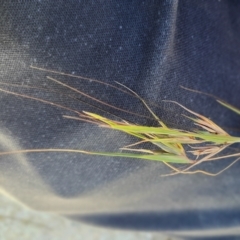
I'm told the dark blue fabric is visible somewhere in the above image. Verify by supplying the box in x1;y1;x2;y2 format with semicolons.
1;1;240;239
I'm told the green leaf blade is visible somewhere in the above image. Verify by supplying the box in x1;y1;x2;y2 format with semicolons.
217;100;240;115
83;151;192;164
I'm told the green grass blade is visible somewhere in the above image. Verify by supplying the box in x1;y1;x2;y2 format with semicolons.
217;100;240;115
82;151;192;163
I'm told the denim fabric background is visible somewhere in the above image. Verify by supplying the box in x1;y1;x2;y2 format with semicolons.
0;1;240;239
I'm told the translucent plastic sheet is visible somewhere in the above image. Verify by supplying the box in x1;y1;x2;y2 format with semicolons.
1;1;240;238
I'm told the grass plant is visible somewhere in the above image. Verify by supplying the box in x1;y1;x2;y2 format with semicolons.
0;66;240;176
